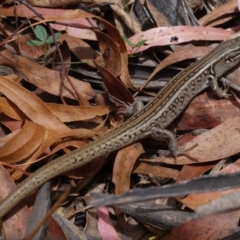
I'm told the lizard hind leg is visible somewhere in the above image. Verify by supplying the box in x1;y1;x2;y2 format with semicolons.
172;143;198;164
150;126;198;164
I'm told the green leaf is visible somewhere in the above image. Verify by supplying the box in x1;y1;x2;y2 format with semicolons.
34;25;47;42
54;32;62;40
46;32;62;44
121;35;134;47
27;39;45;46
134;39;147;48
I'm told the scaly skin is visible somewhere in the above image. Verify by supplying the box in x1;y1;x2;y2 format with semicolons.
1;37;240;219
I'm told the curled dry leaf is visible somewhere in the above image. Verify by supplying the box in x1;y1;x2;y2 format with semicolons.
0;116;22;133
95;31;122;77
0;97;27;121
199;0;237;26
11;116;107;180
0;120;45;164
11;126;98;180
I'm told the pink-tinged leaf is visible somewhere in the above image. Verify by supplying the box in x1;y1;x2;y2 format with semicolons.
98;207;120;240
127;26;233;54
3;5;97;40
148;46;211;81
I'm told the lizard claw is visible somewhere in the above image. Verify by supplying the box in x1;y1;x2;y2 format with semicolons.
172;143;198;164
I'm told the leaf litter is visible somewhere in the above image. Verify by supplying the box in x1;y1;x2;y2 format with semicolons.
0;1;240;239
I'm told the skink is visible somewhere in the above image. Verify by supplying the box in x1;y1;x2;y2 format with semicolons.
1;37;240;219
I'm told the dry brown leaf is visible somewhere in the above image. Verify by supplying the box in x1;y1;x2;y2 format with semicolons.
11;116;107;180
0;123;19;145
42;8;135;90
1;23;45;58
0;97;26;121
113;143;144;194
64;34;102;68
175;163;216;184
0;164;29;239
45;216;68;240
0;49;95;101
46;103;116;122
4;7;135;92
0;97;116;123
11;127;98;179
133;161;179;179
0;75;70;133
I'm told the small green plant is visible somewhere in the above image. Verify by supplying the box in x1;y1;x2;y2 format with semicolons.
27;25;62;47
121;35;146;55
